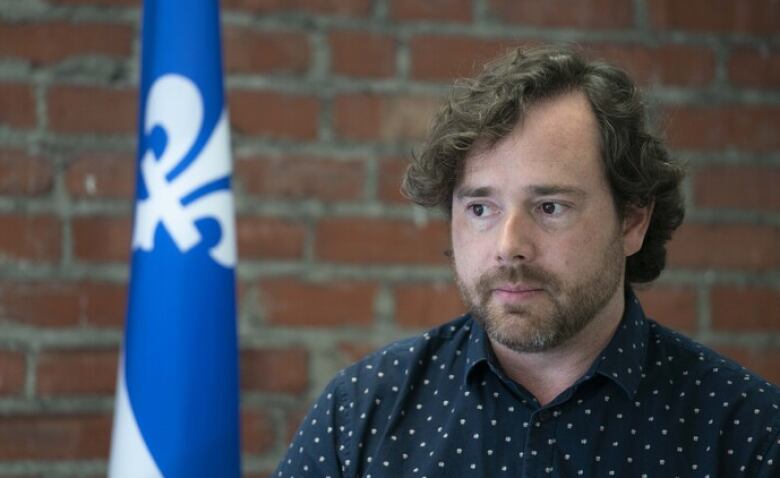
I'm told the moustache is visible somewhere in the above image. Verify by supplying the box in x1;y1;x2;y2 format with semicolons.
474;264;559;298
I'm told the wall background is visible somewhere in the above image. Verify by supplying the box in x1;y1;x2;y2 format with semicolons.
0;0;778;476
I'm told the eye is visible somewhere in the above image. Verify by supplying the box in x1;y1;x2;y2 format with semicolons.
539;202;567;216
467;203;495;218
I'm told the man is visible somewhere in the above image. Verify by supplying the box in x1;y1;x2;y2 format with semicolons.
272;46;780;477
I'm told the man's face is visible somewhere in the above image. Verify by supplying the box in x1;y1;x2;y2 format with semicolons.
451;91;637;353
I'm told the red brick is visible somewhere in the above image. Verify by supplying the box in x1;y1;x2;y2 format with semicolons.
237;216;306;260
488;0;633;29
285;407;308;443
0;22;133;64
635;285;697;333
333;93;442;141
338;342;379;363
242;409;275;455
0;83;35;129
663;105;780;153
240;347;308;393
694;165;780;212
229;90;320;140
0;413;111;459
235;155;365;201
0;281;126;328
710;286;780;332
728;47;780;89
49;0;137;5
0;215;60;263
395;282;464;328
71;216;131;263
648;0;780;34
36;349;117;396
259;279;377;327
0;150;53;196
224;27;310;74
588;44;716;87
667;223;780;271
316;218;449;264
48;85;136;134
378;158;407;203
0;350;25;395
409;35;517;81
330;30;396;78
222;0;371;16
390;0;472;22
714;346;780;386
65;152;135;199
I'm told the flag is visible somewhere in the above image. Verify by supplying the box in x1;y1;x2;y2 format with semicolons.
109;0;240;476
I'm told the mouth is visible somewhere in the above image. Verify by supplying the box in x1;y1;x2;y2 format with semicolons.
490;284;544;303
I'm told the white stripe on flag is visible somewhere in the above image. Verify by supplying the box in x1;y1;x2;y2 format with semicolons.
109;356;163;478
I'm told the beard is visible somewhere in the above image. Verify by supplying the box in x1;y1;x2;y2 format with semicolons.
454;236;624;353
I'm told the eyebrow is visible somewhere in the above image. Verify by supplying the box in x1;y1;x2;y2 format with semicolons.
454;184;587;200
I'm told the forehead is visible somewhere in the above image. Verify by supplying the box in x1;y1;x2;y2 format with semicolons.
458;91;606;193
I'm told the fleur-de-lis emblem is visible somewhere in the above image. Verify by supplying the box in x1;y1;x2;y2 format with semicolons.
132;74;236;267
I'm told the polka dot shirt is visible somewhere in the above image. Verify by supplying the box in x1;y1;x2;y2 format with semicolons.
274;291;780;477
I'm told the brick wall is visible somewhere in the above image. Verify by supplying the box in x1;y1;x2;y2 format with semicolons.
0;0;778;476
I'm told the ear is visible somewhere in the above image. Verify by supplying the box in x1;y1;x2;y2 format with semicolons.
622;202;654;257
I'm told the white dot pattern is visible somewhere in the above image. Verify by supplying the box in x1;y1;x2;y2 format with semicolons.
273;292;780;477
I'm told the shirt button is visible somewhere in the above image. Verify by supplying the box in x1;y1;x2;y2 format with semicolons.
538;410;552;421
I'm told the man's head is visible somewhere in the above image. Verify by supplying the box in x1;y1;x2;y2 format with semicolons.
402;45;685;353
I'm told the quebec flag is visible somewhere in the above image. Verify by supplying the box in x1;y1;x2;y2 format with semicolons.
108;0;241;476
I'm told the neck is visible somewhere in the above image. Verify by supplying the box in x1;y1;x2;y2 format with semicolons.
489;290;625;406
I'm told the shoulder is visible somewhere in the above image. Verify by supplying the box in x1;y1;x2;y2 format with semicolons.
335;314;473;390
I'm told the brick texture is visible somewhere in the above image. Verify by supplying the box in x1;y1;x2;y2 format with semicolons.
48;86;137;135
237;216;307;260
224;27;310;74
394;282;464;328
235;155;365;201
667;223;780;271
648;0;780;34
315;218;450;264
487;0;634;29
663;105;780;152
0;150;53;196
333;93;442;141
635;285;698;333
229;90;320;140
728;47;780;89
0;281;126;328
65;152;135;199
693;165;780;212
0;350;25;395
36;349;118;396
330;30;396;78
0;215;61;263
0;414;111;459
0;83;36;129
240;347;309;393
390;0;472;22
2;1;779;474
259;279;377;326
71;216;131;262
0;22;133;64
710;286;780;332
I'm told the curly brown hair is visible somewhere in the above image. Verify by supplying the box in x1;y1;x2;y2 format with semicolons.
401;45;685;284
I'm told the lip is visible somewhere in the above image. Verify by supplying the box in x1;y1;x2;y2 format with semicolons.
491;284;544;304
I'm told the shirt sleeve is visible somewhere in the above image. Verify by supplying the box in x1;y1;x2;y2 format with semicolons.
271;373;352;478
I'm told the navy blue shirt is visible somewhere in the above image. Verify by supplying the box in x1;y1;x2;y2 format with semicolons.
274;292;780;477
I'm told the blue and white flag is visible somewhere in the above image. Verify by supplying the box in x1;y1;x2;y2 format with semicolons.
109;0;240;476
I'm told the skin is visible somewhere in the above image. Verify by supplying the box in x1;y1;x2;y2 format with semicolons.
451;91;652;406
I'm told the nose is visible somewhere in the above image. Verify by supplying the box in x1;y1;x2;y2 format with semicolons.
496;210;536;264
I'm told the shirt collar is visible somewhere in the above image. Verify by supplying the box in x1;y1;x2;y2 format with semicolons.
463;288;650;399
